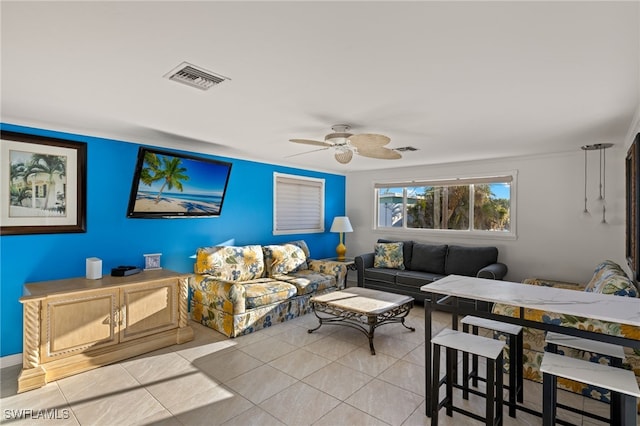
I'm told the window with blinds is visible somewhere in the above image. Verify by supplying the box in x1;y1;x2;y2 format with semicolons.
375;173;516;237
273;173;325;235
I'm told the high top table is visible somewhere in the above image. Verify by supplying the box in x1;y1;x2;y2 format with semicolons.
421;274;640;424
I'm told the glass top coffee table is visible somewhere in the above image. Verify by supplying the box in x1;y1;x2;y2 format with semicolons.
308;287;415;355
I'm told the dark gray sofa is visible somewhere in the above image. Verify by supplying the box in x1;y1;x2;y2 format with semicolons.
354;239;507;302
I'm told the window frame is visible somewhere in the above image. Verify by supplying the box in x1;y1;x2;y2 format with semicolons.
273;172;325;235
373;172;517;240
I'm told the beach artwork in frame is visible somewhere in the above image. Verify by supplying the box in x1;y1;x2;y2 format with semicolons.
1;131;87;235
126;147;232;218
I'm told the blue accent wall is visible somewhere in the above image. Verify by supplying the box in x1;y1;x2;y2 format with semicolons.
0;123;346;357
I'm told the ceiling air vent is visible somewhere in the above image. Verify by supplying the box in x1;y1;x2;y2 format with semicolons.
164;62;230;91
394;146;419;152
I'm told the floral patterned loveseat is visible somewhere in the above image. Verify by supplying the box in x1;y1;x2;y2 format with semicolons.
492;260;640;408
189;240;347;337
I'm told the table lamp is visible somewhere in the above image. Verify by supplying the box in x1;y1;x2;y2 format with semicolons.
330;216;353;260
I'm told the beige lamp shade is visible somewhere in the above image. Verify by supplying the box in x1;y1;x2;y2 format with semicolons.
330;216;353;260
330;216;353;233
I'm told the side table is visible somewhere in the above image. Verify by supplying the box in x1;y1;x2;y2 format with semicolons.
319;257;356;287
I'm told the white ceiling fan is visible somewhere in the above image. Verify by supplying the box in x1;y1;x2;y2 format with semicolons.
289;124;402;164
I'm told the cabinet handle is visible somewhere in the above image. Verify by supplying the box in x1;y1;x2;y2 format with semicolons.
120;307;126;326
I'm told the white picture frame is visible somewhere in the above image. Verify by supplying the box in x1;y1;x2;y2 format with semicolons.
143;253;162;270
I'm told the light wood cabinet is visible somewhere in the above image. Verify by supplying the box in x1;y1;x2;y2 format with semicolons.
18;269;193;393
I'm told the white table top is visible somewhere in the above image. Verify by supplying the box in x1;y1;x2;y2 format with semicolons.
432;328;505;360
540;352;640;397
311;287;413;315
421;275;640;328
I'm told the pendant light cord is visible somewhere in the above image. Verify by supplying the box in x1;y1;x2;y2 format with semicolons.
602;146;606;200
584;149;588;212
598;147;603;200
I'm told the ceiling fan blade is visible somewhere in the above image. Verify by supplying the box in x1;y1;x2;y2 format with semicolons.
285;147;330;158
356;146;402;160
289;138;332;147
348;133;391;148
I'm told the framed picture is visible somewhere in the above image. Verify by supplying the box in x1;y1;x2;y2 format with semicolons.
1;131;87;235
626;133;640;282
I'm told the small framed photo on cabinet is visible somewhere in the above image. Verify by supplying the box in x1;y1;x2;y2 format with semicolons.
144;253;162;270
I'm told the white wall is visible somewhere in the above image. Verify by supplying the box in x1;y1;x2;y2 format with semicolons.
345;148;626;284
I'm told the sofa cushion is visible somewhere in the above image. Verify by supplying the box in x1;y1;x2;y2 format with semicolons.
585;260;637;297
286;240;311;270
263;244;307;277
244;280;297;309
445;245;498;277
279;270;336;295
364;267;399;284
410;243;447;274
378;239;413;269
374;242;405;270
195;245;264;281
396;270;445;287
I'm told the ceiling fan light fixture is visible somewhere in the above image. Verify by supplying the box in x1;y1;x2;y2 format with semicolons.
334;148;353;164
325;132;353;146
289;123;400;164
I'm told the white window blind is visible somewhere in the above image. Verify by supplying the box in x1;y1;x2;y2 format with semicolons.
273;173;325;235
374;175;513;189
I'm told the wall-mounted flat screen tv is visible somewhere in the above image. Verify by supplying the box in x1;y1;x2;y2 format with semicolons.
127;147;232;218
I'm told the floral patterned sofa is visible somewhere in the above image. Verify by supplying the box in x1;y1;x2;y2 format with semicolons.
492;260;640;408
189;240;347;337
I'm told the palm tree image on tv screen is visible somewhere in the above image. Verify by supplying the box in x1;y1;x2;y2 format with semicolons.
128;148;231;218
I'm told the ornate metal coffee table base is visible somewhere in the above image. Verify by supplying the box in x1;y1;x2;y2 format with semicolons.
308;287;415;355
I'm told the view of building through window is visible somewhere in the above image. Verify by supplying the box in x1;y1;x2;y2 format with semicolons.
376;179;512;233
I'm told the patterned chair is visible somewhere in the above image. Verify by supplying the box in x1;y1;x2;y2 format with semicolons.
492;260;640;410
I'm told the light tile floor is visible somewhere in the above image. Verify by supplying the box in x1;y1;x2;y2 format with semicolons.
1;306;637;425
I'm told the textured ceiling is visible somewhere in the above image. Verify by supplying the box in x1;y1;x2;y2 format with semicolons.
2;1;639;173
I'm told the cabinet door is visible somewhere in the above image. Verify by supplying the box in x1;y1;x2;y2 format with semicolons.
41;288;119;363
120;278;178;342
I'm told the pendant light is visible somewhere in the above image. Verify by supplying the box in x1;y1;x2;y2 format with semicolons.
582;147;590;216
581;143;613;223
600;145;606;223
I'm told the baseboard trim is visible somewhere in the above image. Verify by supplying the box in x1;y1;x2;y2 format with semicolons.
1;353;22;369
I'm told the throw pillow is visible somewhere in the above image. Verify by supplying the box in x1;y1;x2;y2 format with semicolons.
378;239;413;268
263;244;307;276
285;240;311;270
585;260;637;297
195;245;265;281
374;242;405;270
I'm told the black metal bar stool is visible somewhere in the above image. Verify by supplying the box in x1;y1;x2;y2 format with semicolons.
461;315;523;418
544;331;627;423
540;352;640;425
431;328;505;426
545;331;625;367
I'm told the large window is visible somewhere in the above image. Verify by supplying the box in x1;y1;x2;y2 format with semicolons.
375;174;515;236
273;173;325;235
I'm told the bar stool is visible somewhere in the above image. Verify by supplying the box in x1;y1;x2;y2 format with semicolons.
545;331;625;367
544;331;627;423
431;328;505;426
461;315;523;417
540;352;640;425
